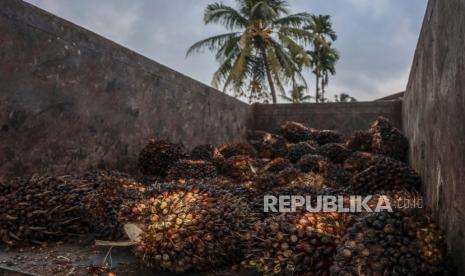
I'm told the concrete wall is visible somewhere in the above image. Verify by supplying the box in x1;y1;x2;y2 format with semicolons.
403;0;465;273
0;0;252;178
252;100;402;136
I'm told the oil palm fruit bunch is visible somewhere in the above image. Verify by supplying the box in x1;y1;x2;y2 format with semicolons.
317;143;351;165
0;175;92;245
138;139;186;176
315;130;343;145
251;185;334;219
243;211;351;275
254;167;301;191
222;155;257;182
279;121;315;143
331;209;453;275
80;171;145;240
260;158;291;173
128;184;257;273
190;144;217;161
287;141;318;163
343;151;382;173
345;130;372;152
296;154;331;173
296;154;351;188
368;117;408;162
349;156;421;194
190;144;226;170
218;142;257;159
165;160;217;181
247;131;288;158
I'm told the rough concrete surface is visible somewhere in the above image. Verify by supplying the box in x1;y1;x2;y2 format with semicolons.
403;0;465;273
0;0;252;178
252;101;402;137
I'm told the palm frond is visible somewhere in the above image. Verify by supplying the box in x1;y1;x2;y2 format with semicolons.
204;3;248;30
186;32;241;57
273;12;312;27
222;42;253;91
278;27;314;45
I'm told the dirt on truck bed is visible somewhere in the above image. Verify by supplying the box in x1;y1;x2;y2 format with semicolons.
0;240;254;276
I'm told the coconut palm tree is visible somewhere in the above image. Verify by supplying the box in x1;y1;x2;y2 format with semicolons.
305;14;337;103
334;93;357;102
186;0;313;103
281;84;312;103
320;45;339;102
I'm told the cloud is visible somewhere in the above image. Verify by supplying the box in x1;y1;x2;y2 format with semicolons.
348;0;390;19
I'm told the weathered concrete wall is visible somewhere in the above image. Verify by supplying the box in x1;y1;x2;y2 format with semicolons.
252;101;402;136
403;0;465;273
0;0;252;178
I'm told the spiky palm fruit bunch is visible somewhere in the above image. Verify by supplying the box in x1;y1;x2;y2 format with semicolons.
222;155;258;182
190;144;216;161
368;117;408;162
218;143;257;159
279;121;315;143
80;171;146;240
349;156;421;194
317;143;351;165
296;154;351;188
138;139;186;176
190;144;226;170
342;151;382;173
315;130;343;145
165;160;217;181
345;130;372;152
287;142;318;163
331;209;453;275
0;175;92;245
260;158;291;173
254;167;301;191
250;185;338;219
297;154;332;173
247;131;288;158
128;185;257;273
243;212;351;275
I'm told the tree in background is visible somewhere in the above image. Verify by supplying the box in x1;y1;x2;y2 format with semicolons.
334;93;357;102
281;84;313;103
305;15;338;103
187;0;313;104
320;44;339;102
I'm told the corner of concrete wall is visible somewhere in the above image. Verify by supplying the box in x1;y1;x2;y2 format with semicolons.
403;0;465;273
0;0;252;178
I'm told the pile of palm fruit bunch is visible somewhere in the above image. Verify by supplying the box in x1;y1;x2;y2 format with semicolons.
138;139;187;177
0;116;453;274
330;208;454;275
0;171;146;246
79;171;146;240
165;159;217;181
243;211;352;275
122;183;258;273
0;175;92;246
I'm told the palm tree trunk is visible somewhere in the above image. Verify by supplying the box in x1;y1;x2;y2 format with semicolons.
315;72;320;103
321;79;325;103
261;47;277;104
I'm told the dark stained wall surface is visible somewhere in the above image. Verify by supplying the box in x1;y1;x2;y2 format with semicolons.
252;101;402;137
0;0;252;178
403;0;465;273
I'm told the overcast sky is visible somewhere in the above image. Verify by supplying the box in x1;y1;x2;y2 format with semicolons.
25;0;428;102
